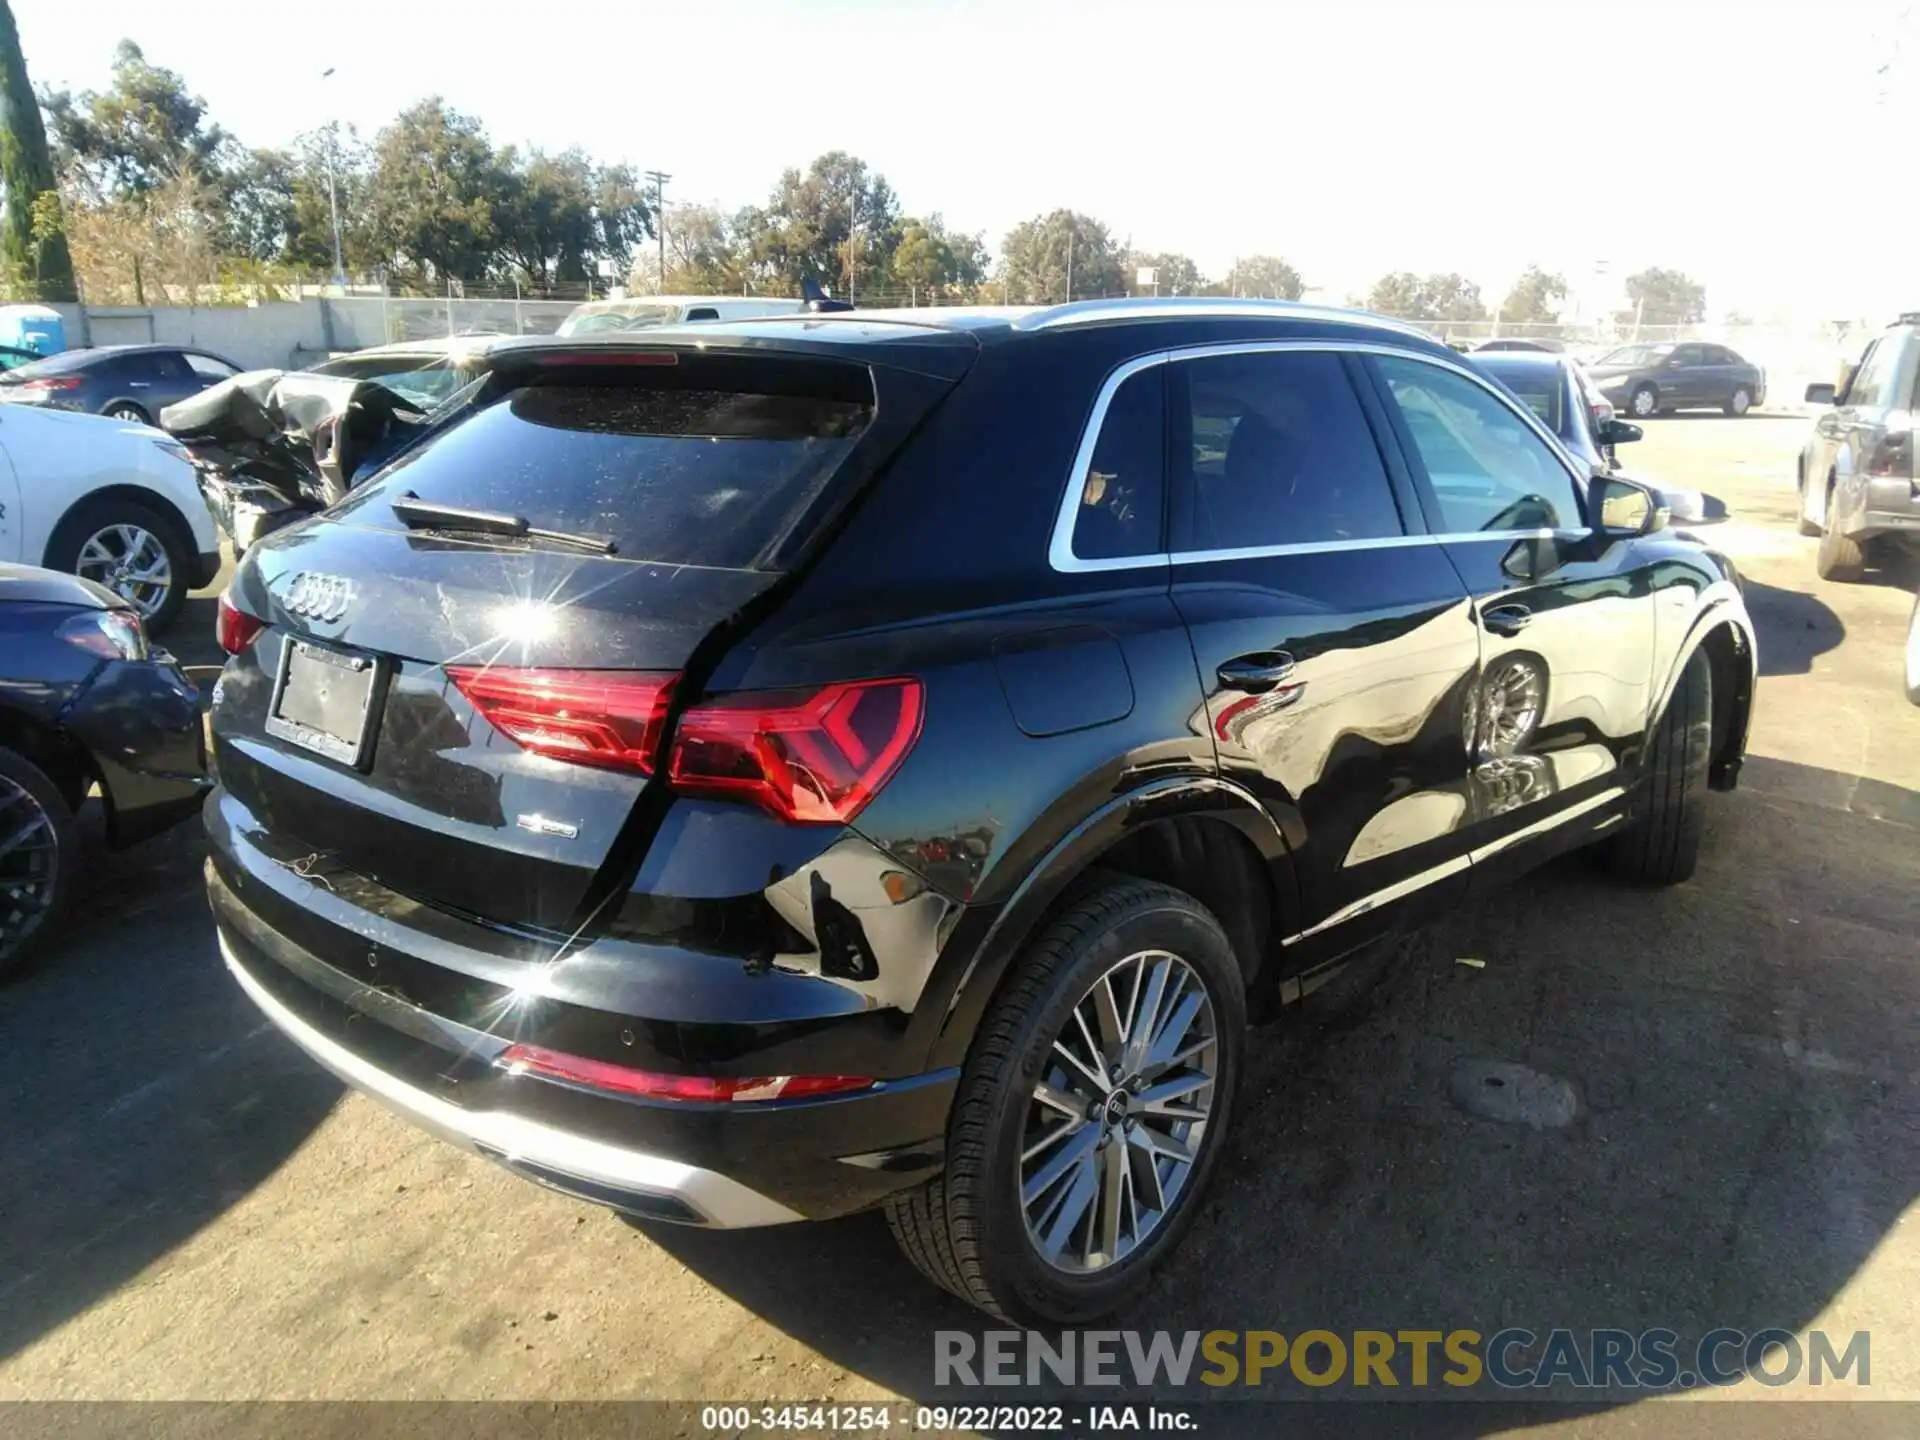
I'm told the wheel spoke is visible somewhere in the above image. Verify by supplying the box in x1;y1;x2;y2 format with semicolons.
1033;1079;1086;1117
1138;1071;1210;1115
1069;1006;1112;1090
0;814;52;863
1036;1151;1100;1259
1090;970;1128;1066
1126;1123;1170;1212
1022;1113;1086;1164
1051;1036;1107;1097
1122;957;1173;1076
1145;988;1205;1071
1094;1134;1127;1264
1022;1121;1100;1208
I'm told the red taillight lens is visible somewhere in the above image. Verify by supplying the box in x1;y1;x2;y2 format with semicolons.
669;677;922;824
20;376;81;392
1865;432;1913;479
498;1043;872;1102
216;591;266;655
448;666;676;774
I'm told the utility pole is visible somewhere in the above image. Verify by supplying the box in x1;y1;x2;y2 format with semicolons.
644;169;672;292
847;189;858;304
1065;228;1074;303
320;69;346;289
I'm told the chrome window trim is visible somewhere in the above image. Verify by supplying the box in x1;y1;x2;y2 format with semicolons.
1050;338;1596;575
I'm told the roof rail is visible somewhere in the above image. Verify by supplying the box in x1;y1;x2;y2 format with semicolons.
1015;296;1435;342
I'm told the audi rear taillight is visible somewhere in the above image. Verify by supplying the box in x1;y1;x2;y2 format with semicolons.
448;667;676;774
17;376;81;392
498;1043;872;1102
216;591;266;655
669;677;923;824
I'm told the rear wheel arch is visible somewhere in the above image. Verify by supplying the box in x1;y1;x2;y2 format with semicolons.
923;780;1297;1071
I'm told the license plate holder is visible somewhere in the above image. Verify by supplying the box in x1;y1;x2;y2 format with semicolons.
266;639;384;768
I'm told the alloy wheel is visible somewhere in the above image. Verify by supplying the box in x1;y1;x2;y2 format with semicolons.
74;523;172;619
1631;388;1656;418
1730;389;1750;415
0;772;60;960
1020;949;1218;1273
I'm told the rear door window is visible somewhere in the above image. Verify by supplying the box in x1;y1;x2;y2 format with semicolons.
341;362;874;570
186;352;238;379
1172;350;1405;551
1375;355;1587;533
1070;366;1165;561
141;351;195;381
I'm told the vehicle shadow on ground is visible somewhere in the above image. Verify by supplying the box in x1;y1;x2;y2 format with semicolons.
644;757;1918;1432
0;812;342;1362
1740;578;1844;676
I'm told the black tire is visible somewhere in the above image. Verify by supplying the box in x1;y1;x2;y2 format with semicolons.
1796;462;1822;536
1724;386;1752;417
1815;507;1867;582
1628;383;1659;419
0;745;80;979
43;497;192;633
885;878;1246;1325
1605;652;1711;886
102;402;150;424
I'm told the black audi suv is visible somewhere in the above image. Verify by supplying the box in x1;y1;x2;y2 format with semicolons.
205;300;1758;1323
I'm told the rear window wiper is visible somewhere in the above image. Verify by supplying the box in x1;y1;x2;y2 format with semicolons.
389;492;618;555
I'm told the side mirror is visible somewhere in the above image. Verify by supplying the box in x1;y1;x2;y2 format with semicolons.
1596;417;1643;446
1592;475;1668;537
1804;382;1837;406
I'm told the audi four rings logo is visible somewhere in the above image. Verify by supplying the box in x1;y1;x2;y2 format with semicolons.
282;571;353;622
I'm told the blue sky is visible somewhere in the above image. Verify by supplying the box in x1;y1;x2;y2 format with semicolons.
16;0;1915;320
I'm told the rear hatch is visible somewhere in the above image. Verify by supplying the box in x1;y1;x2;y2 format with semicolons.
212;341;963;933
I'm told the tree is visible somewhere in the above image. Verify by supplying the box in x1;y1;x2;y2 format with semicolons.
1133;251;1206;296
1367;270;1427;317
1220;254;1303;300
1366;270;1486;321
997;209;1123;303
43;40;226;201
890;213;986;302
362;98;508;284
638;201;743;293
213;146;298;263
1499;265;1566;325
0;0;75;299
1622;267;1706;326
733;152;901;296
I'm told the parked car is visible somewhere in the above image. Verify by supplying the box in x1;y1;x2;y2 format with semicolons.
1474;337;1566;354
206;299;1758;1324
307;335;503;410
1796;312;1920;581
0;344;243;424
0;402;222;631
556;295;808;336
1471;350;1642;471
0;563;209;976
1588;341;1766;418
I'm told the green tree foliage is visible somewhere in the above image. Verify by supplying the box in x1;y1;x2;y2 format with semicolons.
890;213;987;301
0;0;75;299
1622;266;1706;326
645;201;745;293
362;99;508;284
1499;265;1567;325
493;149;650;285
43;40;225;200
1133;251;1206;296
733;151;901;295
1367;270;1486;321
1220;254;1303;300
997;210;1123;303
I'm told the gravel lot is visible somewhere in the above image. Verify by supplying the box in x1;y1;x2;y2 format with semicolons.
2;414;1916;1432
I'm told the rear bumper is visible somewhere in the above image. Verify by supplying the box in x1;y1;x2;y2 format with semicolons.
205;796;960;1224
220;927;803;1227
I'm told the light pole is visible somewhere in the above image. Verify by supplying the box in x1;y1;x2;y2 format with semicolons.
320;68;346;289
644;170;671;293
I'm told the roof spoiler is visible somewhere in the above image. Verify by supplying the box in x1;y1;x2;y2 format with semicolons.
801;276;855;314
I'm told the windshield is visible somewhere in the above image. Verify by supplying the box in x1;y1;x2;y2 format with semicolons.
335;366;873;569
557;306;679;337
311;354;479;410
1598;344;1674;368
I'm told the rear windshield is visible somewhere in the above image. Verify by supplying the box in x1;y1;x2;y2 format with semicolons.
1477;362;1565;434
337;364;873;570
5;349;104;379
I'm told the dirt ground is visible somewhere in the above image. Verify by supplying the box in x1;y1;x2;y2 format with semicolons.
2;412;1916;1436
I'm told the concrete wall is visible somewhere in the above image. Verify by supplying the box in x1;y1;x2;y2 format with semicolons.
48;295;580;371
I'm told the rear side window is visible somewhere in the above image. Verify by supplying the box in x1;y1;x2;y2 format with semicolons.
141;351;195;381
1072;367;1165;560
343;364;873;569
1376;356;1586;533
1845;341;1888;408
1173;350;1404;551
187;353;238;379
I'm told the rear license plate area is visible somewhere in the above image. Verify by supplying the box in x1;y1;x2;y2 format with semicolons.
266;639;384;768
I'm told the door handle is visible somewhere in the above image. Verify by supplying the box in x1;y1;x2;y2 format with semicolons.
1217;652;1296;693
1481;604;1532;637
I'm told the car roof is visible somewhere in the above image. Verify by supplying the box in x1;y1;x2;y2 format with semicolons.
22;342;235;368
